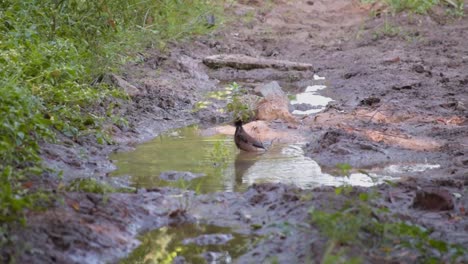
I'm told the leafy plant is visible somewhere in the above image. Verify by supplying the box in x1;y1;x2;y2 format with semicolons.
0;167;31;224
66;178;134;195
66;178;117;194
385;0;439;13
309;162;466;262
0;0;223;223
362;0;464;15
309;190;467;262
336;163;353;176
226;82;256;122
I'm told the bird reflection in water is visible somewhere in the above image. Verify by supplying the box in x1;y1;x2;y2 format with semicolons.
234;151;261;191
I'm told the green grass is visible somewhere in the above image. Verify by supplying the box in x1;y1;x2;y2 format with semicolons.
0;0;223;231
362;0;465;14
309;166;466;262
310;187;467;263
386;0;440;13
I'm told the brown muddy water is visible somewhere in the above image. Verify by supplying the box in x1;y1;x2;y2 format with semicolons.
112;125;386;193
110;125;440;193
110;126;236;193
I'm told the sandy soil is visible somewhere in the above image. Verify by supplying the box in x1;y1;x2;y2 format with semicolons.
2;0;467;263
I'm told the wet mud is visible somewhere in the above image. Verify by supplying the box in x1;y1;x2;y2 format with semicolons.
3;0;468;263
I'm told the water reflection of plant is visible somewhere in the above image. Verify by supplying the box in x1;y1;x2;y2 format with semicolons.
210;141;232;167
122;224;252;264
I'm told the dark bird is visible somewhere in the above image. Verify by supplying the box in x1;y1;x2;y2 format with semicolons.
234;120;266;152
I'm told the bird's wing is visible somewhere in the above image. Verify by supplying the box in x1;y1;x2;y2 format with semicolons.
238;133;265;149
252;141;266;149
237;133;250;144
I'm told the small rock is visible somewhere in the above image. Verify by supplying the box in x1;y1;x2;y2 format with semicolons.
413;188;454;211
101;74;140;96
158;97;176;109
359;97;381;106
412;64;425;73
382;56;400;64
391;84;414;91
343;71;359;79
205;14;216;28
254;81;298;124
293;103;316;111
254;81;285;99
160;171;206;181
168;131;180;137
262;48;280;57
440;77;450;83
173;256;187;264
183;234;234;246
202;251;232;263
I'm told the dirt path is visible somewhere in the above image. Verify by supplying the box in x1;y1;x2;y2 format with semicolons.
3;1;467;263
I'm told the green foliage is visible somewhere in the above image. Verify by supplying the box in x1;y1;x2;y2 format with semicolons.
0;167;30;223
226;82;256;122
386;0;439;13
311;207;367;244
66;178;117;194
336;163;352;176
66;178;134;194
334;185;354;196
444;0;465;17
0;0;222;227
194;82;258;119
362;0;464;15
322;241;362;264
312;170;466;261
310;192;467;262
0;83;51;168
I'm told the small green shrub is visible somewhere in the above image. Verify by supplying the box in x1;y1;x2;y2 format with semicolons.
386;0;439;13
362;0;464;15
226;82;256;122
310;192;467;262
0;167;31;224
67;178;117;194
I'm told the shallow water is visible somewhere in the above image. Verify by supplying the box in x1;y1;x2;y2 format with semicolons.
110;126;237;193
121;223;254;264
110;78;441;193
290;75;334;115
110;126;439;193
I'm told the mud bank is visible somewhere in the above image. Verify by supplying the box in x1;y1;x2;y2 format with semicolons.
3;0;467;263
6;181;468;263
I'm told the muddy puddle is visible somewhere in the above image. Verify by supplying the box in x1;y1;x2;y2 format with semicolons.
290;74;334;115
121;223;255;264
111;75;443;193
110;73;444;263
111;126;441;193
110;126;237;193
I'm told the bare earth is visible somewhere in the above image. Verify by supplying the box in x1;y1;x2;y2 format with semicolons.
3;0;468;263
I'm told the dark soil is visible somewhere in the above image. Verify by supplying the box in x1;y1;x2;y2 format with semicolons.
3;0;468;263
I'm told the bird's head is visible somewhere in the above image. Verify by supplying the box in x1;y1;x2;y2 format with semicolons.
234;119;243;127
